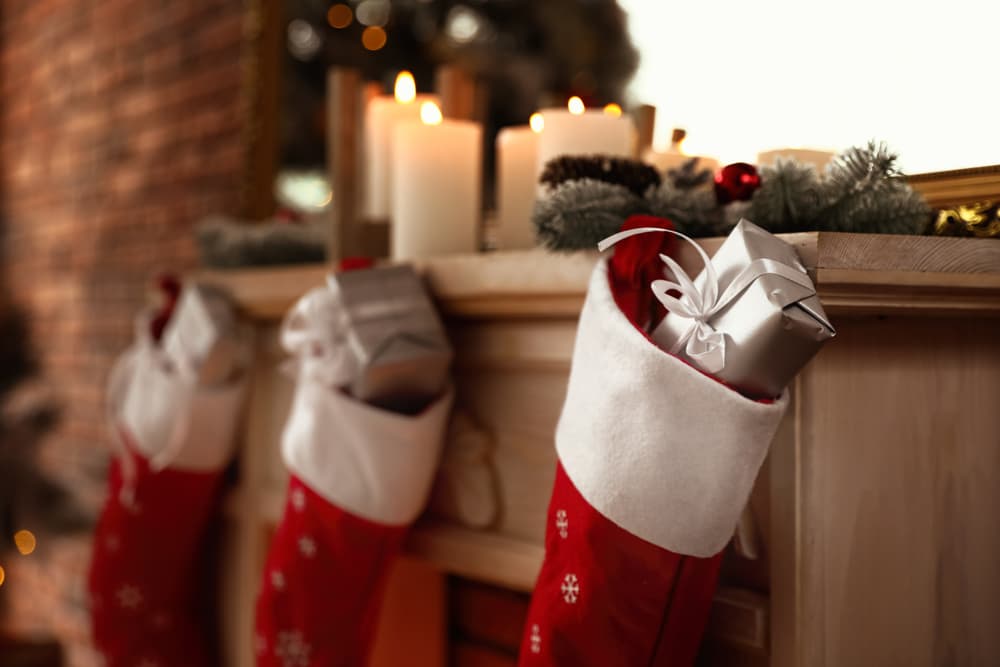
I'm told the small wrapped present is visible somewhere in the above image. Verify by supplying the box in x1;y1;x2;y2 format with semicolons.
649;219;835;398
282;265;452;412
335;265;452;409
161;283;242;385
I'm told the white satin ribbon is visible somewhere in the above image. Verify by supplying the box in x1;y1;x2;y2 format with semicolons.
598;226;816;374
280;276;359;388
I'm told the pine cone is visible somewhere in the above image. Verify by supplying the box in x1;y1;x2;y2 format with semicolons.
539;155;661;197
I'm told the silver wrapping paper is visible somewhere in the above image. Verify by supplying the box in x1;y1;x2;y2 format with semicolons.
333;265;452;410
652;219;835;398
161;284;241;385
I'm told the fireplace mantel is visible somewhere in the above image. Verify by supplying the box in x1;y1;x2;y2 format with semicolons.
202;232;1000;667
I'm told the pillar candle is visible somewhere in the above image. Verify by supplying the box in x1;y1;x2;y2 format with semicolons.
363;71;440;221
495;116;543;249
642;147;720;176
535;99;637;178
391;102;482;259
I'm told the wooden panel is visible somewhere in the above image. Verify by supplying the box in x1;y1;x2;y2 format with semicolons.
405;522;544;593
706;587;769;652
451;579;530;652
793;318;1000;666
326;67;364;261
370;557;447;667
814;232;1000;274
450;319;577;371
454;367;564;542
768;385;801;667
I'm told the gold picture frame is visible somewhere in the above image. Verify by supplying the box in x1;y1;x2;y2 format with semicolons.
908;164;1000;209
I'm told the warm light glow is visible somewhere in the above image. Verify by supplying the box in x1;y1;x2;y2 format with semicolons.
0;565;5;588
567;96;585;115
14;530;36;556
394;71;416;103
362;26;387;51
603;103;623;118
327;3;353;28
420;101;443;126
529;113;545;133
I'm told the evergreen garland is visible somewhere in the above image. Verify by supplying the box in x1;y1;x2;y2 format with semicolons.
533;179;651;250
533;141;932;250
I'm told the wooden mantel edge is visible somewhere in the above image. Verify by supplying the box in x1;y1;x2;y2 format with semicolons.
196;233;1000;320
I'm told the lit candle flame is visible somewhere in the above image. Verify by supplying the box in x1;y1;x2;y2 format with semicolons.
567;96;585;115
603;103;623;117
394;71;416;104
529;113;544;133
420;101;443;126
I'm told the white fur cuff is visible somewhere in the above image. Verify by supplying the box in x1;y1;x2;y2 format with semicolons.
555;260;788;557
118;345;247;472
281;381;454;526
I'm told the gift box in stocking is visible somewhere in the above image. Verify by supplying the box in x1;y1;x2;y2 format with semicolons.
88;284;247;667
519;216;831;666
254;269;453;667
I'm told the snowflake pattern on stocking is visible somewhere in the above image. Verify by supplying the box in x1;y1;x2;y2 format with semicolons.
298;536;317;558
561;573;579;604
555;509;569;539
275;630;311;667
116;584;143;611
530;623;542;654
290;488;306;512
271;569;286;591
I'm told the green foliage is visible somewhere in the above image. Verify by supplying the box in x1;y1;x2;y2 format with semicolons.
533;179;650;250
647;181;728;237
812;141;931;234
748;160;824;233
533;142;932;249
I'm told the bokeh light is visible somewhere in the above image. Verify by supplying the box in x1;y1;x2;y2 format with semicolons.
567;96;585;115
327;4;353;29
362;26;387;51
14;530;36;556
603;103;623;118
356;0;391;28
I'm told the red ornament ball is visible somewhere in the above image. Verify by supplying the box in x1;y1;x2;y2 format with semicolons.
714;162;761;204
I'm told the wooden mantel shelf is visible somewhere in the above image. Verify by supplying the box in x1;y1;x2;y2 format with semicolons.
224;488;544;593
199;232;1000;320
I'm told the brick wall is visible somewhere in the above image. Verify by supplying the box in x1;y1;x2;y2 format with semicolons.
0;1;250;664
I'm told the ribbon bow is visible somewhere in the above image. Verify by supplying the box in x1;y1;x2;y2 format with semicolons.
280;276;359;388
599;225;816;374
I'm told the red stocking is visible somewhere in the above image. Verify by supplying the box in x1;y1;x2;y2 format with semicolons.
519;216;787;666
254;285;453;667
89;313;246;667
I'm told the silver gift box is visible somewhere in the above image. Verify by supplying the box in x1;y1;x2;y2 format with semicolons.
651;219;835;398
161;283;242;386
333;265;452;411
